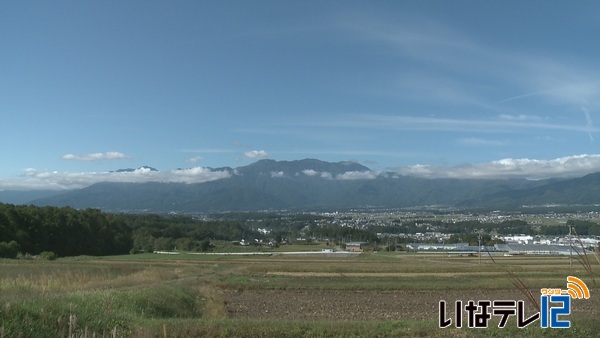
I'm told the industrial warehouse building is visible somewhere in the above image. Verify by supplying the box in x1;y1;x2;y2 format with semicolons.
406;243;593;256
494;244;592;255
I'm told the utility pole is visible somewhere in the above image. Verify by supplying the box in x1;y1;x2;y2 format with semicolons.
569;224;572;269
478;232;482;266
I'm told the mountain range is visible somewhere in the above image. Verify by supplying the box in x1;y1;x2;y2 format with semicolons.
1;159;599;212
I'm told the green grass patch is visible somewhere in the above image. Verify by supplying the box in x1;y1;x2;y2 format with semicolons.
0;284;200;337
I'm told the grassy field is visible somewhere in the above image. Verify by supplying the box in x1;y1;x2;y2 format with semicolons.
0;251;598;337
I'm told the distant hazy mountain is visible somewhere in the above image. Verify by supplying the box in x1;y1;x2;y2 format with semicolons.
0;190;63;205
462;172;600;208
28;158;583;212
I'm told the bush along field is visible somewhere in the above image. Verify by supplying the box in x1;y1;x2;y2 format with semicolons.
0;251;599;337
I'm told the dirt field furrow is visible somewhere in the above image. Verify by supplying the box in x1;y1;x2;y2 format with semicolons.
224;289;588;321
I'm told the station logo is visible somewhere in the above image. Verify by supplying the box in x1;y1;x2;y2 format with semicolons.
439;276;590;329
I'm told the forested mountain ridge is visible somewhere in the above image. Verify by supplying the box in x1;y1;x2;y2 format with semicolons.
4;159;600;212
459;172;600;208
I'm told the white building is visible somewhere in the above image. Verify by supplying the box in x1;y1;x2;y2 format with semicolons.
500;235;533;244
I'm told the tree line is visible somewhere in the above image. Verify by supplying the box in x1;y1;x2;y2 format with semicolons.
0;203;261;258
0;204;131;258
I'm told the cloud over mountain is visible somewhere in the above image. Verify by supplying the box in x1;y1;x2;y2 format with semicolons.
302;169;319;176
1;166;231;190
244;150;270;159
270;171;284;178
301;169;378;180
4;155;600;191
336;171;379;180
396;154;600;179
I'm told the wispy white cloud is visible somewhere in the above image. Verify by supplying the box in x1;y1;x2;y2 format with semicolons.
302;169;382;180
334;12;513;97
335;12;481;69
179;148;237;154
583;107;594;141
386;72;497;110
497;90;555;104
168;167;231;184
270;171;284;178
0;167;231;190
244;150;270;159
320;172;333;179
313;114;599;134
498;114;542;121
302;169;319;176
499;62;600;142
396;154;600;179
61;152;130;161
186;156;203;164
456;137;506;146
336;171;379;180
335;11;600;142
301;169;377;180
510;61;600;107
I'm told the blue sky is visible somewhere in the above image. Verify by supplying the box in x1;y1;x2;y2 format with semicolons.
3;1;600;189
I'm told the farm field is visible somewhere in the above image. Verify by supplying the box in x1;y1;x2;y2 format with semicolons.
1;252;599;337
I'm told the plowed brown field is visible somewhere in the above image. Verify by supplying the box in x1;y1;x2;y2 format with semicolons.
224;288;599;322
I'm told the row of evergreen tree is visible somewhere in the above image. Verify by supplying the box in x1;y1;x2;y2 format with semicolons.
0;204;131;258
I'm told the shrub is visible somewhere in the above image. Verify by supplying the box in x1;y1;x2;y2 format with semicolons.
200;239;212;252
16;252;34;260
40;251;57;261
0;241;20;259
